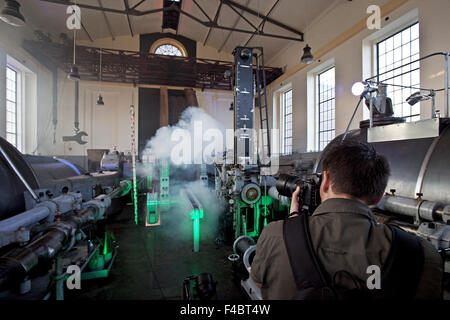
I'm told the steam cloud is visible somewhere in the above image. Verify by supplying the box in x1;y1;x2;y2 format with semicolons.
144;107;226;165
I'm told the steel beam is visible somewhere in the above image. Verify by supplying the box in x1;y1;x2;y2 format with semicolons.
243;0;280;46
192;0;213;23
131;0;147;10
222;0;303;38
218;0;251;52
203;1;223;46
124;0;134;37
39;0;302;42
223;0;259;32
97;0;115;40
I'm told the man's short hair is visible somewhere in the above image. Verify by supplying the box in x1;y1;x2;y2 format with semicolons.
321;139;390;204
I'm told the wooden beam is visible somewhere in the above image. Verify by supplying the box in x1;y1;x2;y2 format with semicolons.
160;87;169;127
184;88;199;107
80;80;233;94
268;0;411;90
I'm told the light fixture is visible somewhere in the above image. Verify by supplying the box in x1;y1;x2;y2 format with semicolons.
96;48;105;106
301;0;314;65
0;0;25;27
351;81;378;97
96;94;104;106
406;91;432;106
67;65;81;81
351;82;367;96
365;84;393;117
301;44;314;64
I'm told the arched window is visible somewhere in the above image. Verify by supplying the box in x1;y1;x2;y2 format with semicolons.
150;38;187;57
155;44;183;56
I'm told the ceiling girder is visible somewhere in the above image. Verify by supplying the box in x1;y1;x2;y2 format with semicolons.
39;0;304;42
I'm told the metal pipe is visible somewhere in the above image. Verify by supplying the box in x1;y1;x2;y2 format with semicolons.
431;90;436;118
369;92;374;128
341;96;363;143
0;144;39;203
446;53;449;117
377;195;446;222
0;182;131;290
0;206;53;232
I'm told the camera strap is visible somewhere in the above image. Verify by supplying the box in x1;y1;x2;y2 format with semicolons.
283;214;335;300
284;214;426;300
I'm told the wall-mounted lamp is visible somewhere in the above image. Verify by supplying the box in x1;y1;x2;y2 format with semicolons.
406;91;432;106
0;0;25;27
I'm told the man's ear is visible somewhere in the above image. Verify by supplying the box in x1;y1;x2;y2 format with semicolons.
320;171;331;195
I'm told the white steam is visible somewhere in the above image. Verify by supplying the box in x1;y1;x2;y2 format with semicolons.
144;107;226;165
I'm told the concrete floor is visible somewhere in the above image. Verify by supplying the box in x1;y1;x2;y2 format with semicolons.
66;196;245;300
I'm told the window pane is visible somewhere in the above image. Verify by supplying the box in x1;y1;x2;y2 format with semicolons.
5;67;18;148
154;44;183;56
377;23;420;122
317;67;335;151
281;89;293;155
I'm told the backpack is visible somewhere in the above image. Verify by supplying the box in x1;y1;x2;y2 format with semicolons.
283;213;424;300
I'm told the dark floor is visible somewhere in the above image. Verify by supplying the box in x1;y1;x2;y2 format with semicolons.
66;195;245;300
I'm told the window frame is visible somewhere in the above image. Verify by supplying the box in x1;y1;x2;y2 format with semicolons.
280;88;293;155
6;65;19;148
149;38;188;57
375;22;420;122
316;66;336;151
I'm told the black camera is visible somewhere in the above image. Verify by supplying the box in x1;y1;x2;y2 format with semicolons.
276;173;322;214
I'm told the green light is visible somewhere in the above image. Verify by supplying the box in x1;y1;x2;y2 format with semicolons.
190;208;203;252
132;178;138;224
103;232;108;255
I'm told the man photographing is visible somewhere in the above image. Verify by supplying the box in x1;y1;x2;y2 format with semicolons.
250;140;443;300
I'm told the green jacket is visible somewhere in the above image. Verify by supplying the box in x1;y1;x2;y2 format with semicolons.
250;198;443;300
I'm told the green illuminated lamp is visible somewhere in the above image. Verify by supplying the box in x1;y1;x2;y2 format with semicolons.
190;208;204;252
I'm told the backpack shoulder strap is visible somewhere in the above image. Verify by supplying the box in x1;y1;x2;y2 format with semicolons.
283;214;331;297
380;225;424;299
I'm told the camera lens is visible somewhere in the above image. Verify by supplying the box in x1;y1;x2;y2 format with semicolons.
276;174;302;197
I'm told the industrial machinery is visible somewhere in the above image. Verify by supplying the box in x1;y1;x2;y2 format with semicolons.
215;47;282;244
0;136;132;299
183;273;217;301
224;51;450;300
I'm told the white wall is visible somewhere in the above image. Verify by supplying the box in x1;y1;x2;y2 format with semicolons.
197;90;233;131
0;24;233;159
266;0;450;153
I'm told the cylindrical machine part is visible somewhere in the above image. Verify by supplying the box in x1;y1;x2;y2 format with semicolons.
0;206;53;232
233;235;255;257
378;196;446;222
314;120;450;221
0;138;39;220
233;236;256;271
241;183;261;205
0;144;39;203
377;196;420;218
0;182;131;290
